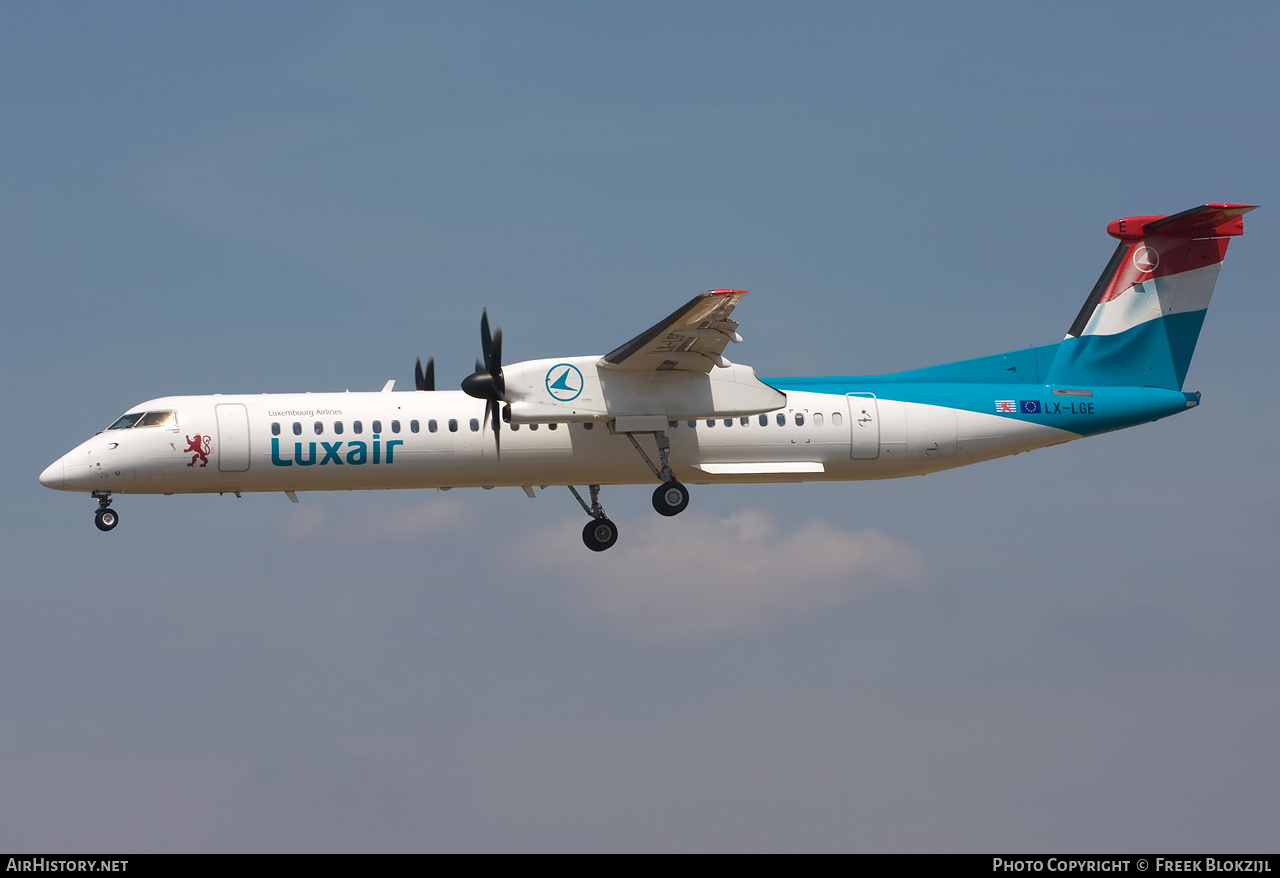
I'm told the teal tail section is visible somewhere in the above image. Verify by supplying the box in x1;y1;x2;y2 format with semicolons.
1044;203;1254;390
766;204;1252;441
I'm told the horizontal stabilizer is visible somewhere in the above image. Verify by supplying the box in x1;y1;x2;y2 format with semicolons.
1108;203;1256;241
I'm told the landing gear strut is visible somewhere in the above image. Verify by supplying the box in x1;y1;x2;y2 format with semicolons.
625;429;691;518
566;428;693;551
93;492;118;532
568;484;618;552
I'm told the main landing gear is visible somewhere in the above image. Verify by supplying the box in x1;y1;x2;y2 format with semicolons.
566;428;692;551
625;429;691;519
93;492;119;532
568;485;618;552
652;481;690;516
582;517;619;552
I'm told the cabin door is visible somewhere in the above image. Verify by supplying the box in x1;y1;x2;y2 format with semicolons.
215;404;251;472
847;393;880;460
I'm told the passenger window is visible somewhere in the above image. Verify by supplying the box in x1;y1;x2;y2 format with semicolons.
583;422;593;430
107;413;145;430
372;420;382;434
707;419;715;427
740;417;749;426
353;421;363;435
814;413;824;426
271;422;281;436
548;422;558;430
293;422;302;435
759;414;768;427
334;421;343;435
469;418;479;432
428;419;438;433
137;411;177;428
688;420;696;428
410;420;419;433
795;413;805;426
314;421;323;435
391;420;400;433
724;419;733;427
511;423;519;431
776;413;785;426
530;423;539;431
832;412;842;426
448;419;458;433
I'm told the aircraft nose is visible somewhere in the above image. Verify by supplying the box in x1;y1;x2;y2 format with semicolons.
39;458;65;490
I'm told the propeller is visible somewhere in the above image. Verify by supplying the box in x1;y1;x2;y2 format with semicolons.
414;356;435;391
460;309;506;453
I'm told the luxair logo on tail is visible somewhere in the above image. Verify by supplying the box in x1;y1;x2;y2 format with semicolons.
1046;203;1255;391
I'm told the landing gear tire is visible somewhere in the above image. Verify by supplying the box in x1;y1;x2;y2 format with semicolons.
95;507;119;532
582;518;619;552
652;481;690;517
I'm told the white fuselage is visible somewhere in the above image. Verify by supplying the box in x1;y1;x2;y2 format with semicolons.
41;388;1075;497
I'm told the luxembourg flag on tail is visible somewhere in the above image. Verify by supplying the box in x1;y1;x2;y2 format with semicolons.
1047;203;1255;390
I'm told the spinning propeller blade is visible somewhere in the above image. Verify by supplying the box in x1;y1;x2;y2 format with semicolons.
413;356;435;391
461;309;507;454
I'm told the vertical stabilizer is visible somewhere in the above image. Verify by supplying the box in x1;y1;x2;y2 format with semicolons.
1046;203;1254;389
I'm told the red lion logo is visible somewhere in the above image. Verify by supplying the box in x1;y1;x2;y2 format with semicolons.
185;434;212;468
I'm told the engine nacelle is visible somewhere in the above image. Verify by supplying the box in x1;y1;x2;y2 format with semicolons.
501;355;786;424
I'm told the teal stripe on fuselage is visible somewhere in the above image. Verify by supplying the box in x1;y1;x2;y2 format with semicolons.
764;377;1194;437
810;343;1063;386
768;309;1207;435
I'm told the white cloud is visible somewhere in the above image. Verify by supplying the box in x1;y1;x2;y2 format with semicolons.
517;509;930;640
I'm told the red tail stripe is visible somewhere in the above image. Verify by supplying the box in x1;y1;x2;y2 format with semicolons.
1108;203;1256;241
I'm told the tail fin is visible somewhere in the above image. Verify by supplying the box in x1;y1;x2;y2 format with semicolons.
1046;203;1255;389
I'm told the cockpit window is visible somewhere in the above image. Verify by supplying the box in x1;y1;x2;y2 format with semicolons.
107;413;145;430
137;411;177;428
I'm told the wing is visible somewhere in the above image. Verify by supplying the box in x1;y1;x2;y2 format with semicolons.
599;288;747;373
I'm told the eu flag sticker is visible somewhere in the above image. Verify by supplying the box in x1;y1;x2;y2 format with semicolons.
1020;400;1041;414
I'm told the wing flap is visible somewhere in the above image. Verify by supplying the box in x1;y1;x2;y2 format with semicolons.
600;289;747;373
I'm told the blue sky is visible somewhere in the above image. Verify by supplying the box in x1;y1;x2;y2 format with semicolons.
3;1;1278;852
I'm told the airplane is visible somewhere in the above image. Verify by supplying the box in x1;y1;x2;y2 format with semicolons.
39;202;1254;551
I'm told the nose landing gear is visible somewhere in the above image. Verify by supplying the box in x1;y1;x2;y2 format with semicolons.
93;493;119;532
